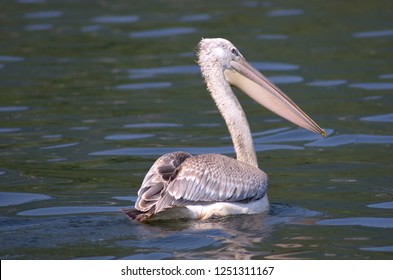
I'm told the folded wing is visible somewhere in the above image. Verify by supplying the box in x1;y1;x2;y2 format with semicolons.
134;152;268;217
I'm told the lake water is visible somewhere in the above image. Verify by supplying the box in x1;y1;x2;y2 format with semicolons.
1;0;392;259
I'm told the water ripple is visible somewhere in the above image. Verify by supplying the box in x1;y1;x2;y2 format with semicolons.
18;206;120;216
105;134;153;140
251;62;299;71
80;25;100;32
254;129;332;143
348;82;393;90
352;29;393;38
306;134;393;147
257;34;289;40
40;142;79;150
0;192;52;207
317;217;393;228
112;196;137;202
0;106;28;112
180;14;210;22
360;113;393;123
41;134;63;139
91;15;139;23
115;82;172;90
368;201;393;209
129;27;196;38
25;24;53;31
134;232;218;251
17;0;47;3
0;128;21;133
25;10;63;19
89;144;302;157
360;246;393;253
128;65;198;78
0;55;25;62
268;75;304;84
69;126;90;131
127;62;297;78
76;256;115;260
362;95;383;101
379;73;393;79
307;80;347;87
267;9;303;17
119;252;173;260
124;122;182;128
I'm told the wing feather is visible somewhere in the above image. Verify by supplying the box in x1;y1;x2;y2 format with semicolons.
154;153;268;213
134;151;192;212
130;152;268;220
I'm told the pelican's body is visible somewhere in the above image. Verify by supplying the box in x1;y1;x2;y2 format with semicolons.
122;38;325;222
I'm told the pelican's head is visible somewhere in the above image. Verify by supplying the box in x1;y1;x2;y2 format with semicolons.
197;38;243;70
197;38;326;137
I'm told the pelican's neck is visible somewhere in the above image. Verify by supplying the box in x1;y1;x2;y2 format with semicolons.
201;65;258;167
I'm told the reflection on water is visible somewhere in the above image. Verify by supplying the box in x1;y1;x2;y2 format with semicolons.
1;0;392;260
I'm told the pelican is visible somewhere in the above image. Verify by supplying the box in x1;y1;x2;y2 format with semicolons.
122;38;326;222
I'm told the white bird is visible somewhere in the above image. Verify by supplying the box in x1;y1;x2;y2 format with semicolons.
122;38;326;222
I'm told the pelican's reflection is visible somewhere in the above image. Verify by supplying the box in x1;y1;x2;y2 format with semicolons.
124;203;321;259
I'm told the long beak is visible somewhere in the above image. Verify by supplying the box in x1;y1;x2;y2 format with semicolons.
224;58;326;137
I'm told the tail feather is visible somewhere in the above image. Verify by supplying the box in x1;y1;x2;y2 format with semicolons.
121;208;152;222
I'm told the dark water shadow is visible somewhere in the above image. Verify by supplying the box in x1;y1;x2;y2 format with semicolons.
116;203;321;260
1;202;321;259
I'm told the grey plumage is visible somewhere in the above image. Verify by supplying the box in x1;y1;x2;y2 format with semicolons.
123;152;267;221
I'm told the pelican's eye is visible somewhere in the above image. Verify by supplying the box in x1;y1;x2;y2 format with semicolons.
231;47;240;56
